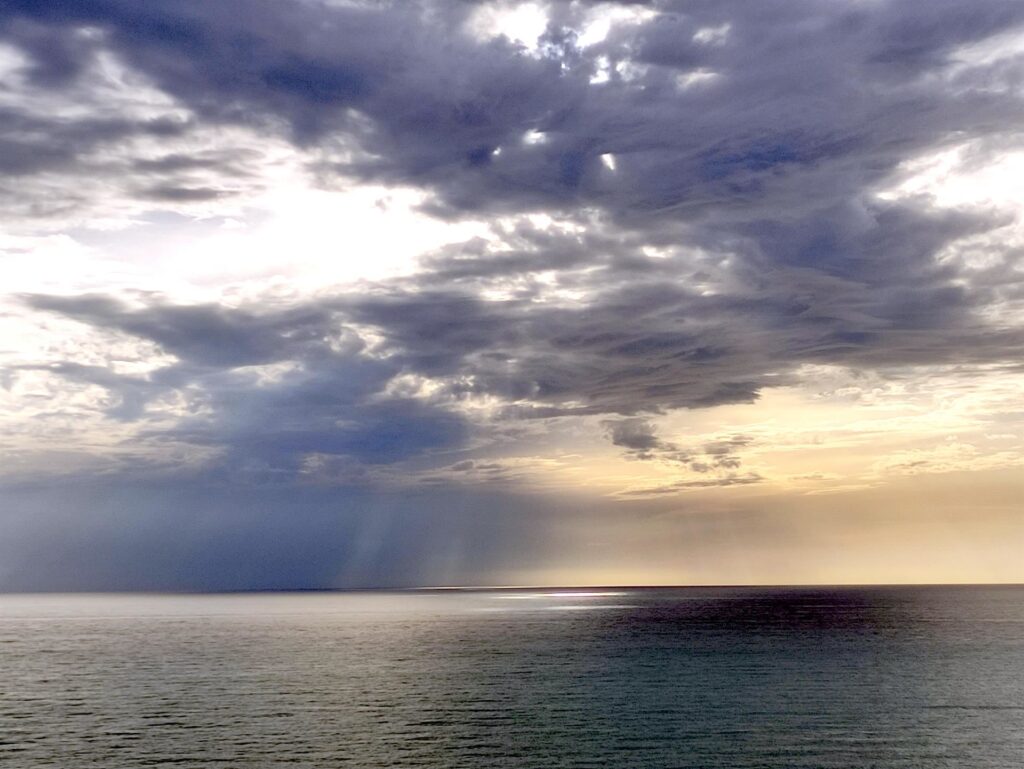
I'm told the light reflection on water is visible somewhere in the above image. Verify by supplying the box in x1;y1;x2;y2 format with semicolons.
495;591;629;599
2;586;1024;768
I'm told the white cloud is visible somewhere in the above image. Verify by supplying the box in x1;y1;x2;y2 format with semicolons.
466;2;549;51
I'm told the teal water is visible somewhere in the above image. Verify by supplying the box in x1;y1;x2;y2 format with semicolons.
2;586;1023;767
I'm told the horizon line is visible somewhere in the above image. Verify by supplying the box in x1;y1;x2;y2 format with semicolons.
3;580;1023;596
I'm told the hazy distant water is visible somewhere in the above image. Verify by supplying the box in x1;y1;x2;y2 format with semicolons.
3;587;1024;768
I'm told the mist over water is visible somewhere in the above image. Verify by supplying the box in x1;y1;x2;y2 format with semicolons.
3;586;1023;768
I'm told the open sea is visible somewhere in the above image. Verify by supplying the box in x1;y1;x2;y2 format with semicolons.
2;585;1023;768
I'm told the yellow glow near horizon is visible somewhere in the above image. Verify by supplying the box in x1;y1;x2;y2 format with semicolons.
467;365;1024;502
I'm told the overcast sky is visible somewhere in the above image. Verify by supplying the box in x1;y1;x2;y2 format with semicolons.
2;0;1023;590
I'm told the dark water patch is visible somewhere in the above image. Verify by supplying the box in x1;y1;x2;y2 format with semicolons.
1;586;1023;768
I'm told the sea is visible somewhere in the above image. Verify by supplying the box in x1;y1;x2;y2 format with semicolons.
2;585;1023;768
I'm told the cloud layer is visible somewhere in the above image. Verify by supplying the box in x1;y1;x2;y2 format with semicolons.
2;0;1024;588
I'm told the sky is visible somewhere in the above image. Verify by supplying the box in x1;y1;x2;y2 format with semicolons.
1;0;1023;591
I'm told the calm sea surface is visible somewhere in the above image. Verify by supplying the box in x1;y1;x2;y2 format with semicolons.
2;586;1023;768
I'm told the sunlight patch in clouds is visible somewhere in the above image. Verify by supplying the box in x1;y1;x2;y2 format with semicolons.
467;2;549;51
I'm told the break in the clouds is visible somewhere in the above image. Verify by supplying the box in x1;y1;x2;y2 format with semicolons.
1;1;1024;590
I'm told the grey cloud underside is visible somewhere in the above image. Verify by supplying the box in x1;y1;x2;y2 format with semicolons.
5;0;1024;480
602;417;753;471
21;197;1024;476
3;1;1024;220
344;199;1024;416
20;294;468;472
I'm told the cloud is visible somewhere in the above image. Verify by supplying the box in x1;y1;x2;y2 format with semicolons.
3;0;1024;588
12;361;157;420
167;365;470;470
23;197;1024;478
602;417;755;482
20;294;469;477
618;472;764;497
3;1;1024;223
23;293;351;368
605;417;663;452
603;417;693;463
700;435;753;471
339;198;1024;417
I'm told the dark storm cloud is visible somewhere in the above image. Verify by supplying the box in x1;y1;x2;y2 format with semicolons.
160;360;469;471
339;199;1024;417
0;108;190;177
344;285;775;415
0;15;100;88
3;0;1024;220
6;0;1024;470
22;295;468;472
